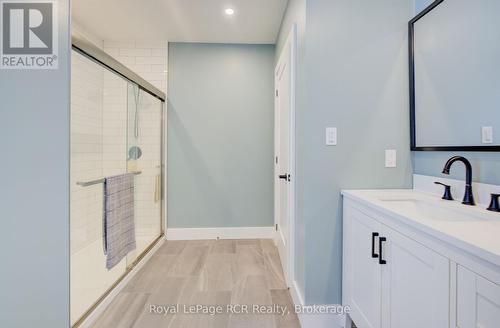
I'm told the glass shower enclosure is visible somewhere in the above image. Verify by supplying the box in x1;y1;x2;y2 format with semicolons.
70;38;165;326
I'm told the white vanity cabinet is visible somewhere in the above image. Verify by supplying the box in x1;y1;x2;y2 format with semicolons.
342;192;500;328
343;204;449;328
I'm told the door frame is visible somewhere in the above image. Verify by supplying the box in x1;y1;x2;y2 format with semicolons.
274;24;297;287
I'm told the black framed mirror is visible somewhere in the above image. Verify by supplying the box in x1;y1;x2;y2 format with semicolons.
409;0;500;151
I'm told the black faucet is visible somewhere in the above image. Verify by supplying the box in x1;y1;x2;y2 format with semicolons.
442;156;475;206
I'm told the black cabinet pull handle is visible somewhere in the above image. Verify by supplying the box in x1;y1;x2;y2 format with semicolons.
379;237;387;265
371;232;379;258
279;174;290;181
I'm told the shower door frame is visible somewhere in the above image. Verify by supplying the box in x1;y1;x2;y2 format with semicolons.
71;36;166;328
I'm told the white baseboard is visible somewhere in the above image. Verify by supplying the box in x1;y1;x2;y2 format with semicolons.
290;279;305;307
165;226;275;240
289;280;346;328
77;238;165;328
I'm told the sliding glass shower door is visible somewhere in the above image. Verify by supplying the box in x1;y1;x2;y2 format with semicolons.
70;49;164;326
125;84;163;263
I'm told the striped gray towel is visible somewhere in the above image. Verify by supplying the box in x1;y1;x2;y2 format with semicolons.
103;173;136;270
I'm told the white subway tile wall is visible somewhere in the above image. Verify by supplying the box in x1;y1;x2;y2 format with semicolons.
103;40;167;93
70;51;104;254
102;72;128;179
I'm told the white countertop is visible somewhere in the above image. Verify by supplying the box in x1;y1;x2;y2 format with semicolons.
342;189;500;268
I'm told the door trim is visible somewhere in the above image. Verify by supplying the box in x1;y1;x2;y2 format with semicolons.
274;24;297;287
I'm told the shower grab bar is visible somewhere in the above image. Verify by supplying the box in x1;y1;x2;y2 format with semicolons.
76;171;142;187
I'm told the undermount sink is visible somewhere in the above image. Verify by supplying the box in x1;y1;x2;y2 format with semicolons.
378;197;478;222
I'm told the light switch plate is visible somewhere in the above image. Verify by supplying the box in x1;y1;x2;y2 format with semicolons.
482;126;493;144
385;149;397;168
326;127;337;146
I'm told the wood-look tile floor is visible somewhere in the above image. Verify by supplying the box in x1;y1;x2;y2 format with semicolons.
91;239;301;328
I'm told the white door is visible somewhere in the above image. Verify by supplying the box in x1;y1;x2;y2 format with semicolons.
381;226;449;328
457;265;500;328
275;25;296;285
344;206;383;328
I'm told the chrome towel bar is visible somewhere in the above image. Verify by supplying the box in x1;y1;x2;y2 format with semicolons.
76;171;142;187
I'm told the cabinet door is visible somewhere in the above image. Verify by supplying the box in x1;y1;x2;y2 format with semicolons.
344;206;383;328
457;265;500;328
381;226;449;328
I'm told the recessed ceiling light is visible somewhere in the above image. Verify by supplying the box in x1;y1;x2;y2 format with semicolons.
225;8;234;15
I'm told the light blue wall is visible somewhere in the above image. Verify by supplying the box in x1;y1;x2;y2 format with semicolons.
412;0;500;184
274;0;307;302
167;43;275;228
303;0;413;304
0;1;71;327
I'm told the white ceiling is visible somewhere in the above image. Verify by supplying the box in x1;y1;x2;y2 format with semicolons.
73;0;289;44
